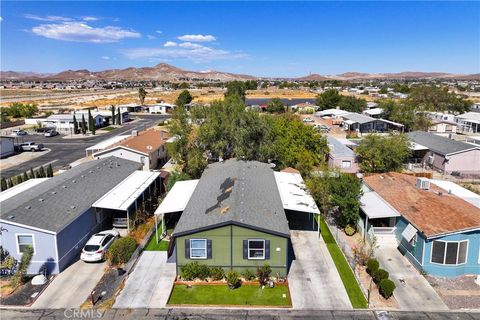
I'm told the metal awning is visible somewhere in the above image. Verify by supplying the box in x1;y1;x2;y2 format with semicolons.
274;172;320;214
344;119;356;125
92;171;160;211
401;223;418;242
361;191;401;219
154;179;199;217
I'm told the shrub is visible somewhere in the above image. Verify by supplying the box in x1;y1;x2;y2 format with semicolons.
379;279;396;299
106;237;137;266
366;258;379;275
256;264;272;286
242;269;256;281
226;271;241;289
10;246;33;288
180;262;211;280
344;225;356;236
373;268;389;284
209;267;225;281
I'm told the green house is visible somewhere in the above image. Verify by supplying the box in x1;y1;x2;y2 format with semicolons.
155;159;321;277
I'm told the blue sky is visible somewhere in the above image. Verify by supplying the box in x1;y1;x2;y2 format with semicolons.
1;1;479;77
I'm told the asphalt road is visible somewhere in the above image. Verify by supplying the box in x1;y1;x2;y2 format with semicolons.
2;114;169;179
0;309;478;320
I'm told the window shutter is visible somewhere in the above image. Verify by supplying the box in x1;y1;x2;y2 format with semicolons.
265;240;270;259
185;239;190;259
207;240;212;259
243;240;248;259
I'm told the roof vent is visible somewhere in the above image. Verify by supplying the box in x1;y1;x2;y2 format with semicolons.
8;215;14;219
72;180;76;183
70;205;76;209
25;206;31;210
416;177;430;190
39;198;44;202
52;191;57;195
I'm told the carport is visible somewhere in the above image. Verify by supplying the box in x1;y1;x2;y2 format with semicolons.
153;179;199;243
92;171;161;232
274;171;321;236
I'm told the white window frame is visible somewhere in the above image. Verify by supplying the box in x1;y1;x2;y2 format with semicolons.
247;239;265;260
430;239;468;266
189;239;207;260
341;160;352;169
16;233;36;255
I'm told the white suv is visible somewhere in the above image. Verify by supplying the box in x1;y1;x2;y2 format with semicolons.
80;230;119;262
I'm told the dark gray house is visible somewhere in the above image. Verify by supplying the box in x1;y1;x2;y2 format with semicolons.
0;157;142;274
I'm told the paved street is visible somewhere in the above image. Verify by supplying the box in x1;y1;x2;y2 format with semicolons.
2;114;169;178
0;309;478;320
32;260;107;309
288;231;352;310
114;252;176;308
376;244;449;312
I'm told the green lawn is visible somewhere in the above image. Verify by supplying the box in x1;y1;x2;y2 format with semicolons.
102;126;116;131
319;217;368;309
168;284;291;306
144;232;169;251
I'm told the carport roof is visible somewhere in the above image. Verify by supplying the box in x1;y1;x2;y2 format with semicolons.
154;179;199;216
274;171;320;215
92;171;160;211
360;190;401;219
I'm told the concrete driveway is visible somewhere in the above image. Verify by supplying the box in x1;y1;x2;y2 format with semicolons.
376;244;449;311
288;231;352;310
113;251;176;308
32;260;106;308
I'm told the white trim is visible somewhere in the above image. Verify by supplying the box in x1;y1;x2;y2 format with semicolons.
189;239;207;260
430;239;469;266
93;145;149;158
1;219;56;235
15;233;36;255
247;239;265;260
427;227;480;240
54;235;60;269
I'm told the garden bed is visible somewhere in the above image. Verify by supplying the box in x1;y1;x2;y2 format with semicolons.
0;277;51;306
355;265;399;309
167;283;291;307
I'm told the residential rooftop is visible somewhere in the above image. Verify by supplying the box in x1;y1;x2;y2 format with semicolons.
363;172;480;238
327;136;355;157
0;157;141;233
407;131;478;155
117;129;170;154
173;159;290;237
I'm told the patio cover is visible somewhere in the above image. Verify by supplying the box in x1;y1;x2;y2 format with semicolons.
154;179;199;217
92;171;160;211
401;223;418;242
360;191;401;219
273;172;320;215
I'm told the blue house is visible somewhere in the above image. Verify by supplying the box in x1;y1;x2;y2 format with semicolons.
0;157;161;275
361;172;480;277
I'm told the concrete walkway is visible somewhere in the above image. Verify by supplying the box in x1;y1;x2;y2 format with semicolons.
114;251;176;308
376;244;449;311
288;231;352;310
32;260;106;308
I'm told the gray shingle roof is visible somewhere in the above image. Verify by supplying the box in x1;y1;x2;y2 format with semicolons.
407;131;478;155
0;157;142;233
343;113;376;124
172;159;290;238
327;136;355;157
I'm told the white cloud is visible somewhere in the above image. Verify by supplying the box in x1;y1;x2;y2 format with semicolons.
101;56;110;60
0;17;3;22
155;30;162;34
147;34;156;40
177;34;216;42
122;43;248;63
82;16;99;21
31;22;141;43
163;41;177;47
24;14;72;22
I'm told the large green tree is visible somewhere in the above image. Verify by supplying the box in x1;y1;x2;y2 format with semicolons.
338;96;367;113
138;87;148;105
73;113;79;134
315;89;342;110
175;90;193;107
81;114;87;134
225;81;247;101
88;109;95;135
266;97;285;113
355;134;412;173
408;85;471;113
111;105;116;125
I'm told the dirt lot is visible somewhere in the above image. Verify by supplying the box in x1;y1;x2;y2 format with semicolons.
427;275;480;310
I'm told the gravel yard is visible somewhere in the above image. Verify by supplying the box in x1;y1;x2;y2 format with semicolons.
427;275;480;310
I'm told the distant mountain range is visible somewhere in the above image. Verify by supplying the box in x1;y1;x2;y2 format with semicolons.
1;63;479;81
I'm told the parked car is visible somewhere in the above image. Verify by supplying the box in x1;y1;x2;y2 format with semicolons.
35;127;54;133
314;124;330;133
19;142;44;152
303;117;314;123
112;212;128;228
10;129;27;136
80;230;120;262
44;129;59;137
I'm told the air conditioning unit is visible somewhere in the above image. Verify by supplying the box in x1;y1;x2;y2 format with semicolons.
416;177;430;190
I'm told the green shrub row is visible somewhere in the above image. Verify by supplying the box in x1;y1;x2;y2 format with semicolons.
365;258;396;299
180;262;271;283
106;237;137;266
